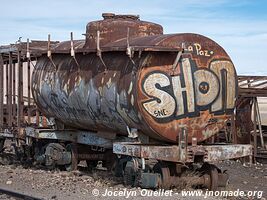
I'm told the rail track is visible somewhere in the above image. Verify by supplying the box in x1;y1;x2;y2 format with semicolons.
0;187;43;200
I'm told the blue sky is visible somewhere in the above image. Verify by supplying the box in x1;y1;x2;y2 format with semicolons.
0;0;267;75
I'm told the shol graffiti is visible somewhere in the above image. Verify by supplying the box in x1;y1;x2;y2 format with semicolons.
141;58;236;121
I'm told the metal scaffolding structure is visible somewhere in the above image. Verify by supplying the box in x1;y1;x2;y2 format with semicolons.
237;75;267;160
0;40;58;137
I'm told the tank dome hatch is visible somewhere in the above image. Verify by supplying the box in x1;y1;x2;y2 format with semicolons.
84;13;163;49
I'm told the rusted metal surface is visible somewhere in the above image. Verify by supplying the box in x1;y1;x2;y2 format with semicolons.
5;61;8;124
113;142;253;163
53;36;182;53
113;142;180;162
139;163;228;190
238;76;267;97
8;52;12;127
0;41;59;134
0;41;59;60
33;47;235;143
33;14;237;144
254;97;265;148
235;97;253;144
202;144;253;162
0;187;43;200
12;56;16;124
25;127;134;148
27;58;31;123
17;51;21;130
84;13;163;49
136;35;237;143
253;98;258;160
0;54;3;129
235;76;267;160
0;14;240;148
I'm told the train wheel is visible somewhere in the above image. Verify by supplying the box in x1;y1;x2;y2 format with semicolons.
86;160;98;169
0;138;5;152
200;163;219;191
102;151;117;172
65;144;78;171
209;165;219;191
123;160;138;187
153;163;171;189
111;157;125;177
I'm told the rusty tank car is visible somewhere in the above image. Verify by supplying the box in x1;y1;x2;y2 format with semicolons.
5;13;251;190
32;13;237;144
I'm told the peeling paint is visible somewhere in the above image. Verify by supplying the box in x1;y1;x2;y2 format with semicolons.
128;82;133;95
131;95;134;105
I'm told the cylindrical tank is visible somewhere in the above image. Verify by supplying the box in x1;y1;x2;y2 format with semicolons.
32;14;237;144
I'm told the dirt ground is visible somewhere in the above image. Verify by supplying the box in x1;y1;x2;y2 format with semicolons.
0;160;266;200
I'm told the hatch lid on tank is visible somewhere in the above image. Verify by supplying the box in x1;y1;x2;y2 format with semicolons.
83;13;163;49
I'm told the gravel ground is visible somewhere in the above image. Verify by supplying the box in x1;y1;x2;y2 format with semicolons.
0;160;266;200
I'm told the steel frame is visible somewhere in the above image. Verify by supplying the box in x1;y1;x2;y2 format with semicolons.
0;41;59;136
113;142;253;163
25;127;135;149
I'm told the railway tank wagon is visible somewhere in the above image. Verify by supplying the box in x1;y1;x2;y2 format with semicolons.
25;13;252;190
32;13;236;143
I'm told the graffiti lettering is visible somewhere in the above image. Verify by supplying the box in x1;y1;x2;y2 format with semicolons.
154;109;167;117
142;73;176;118
210;60;236;112
142;58;236;120
184;43;214;57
